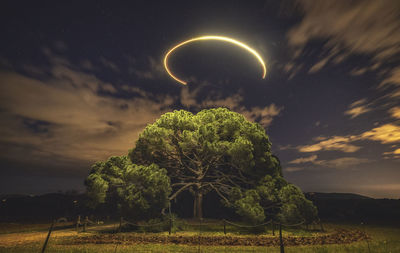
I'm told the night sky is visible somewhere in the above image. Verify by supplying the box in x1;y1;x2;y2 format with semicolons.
1;0;399;198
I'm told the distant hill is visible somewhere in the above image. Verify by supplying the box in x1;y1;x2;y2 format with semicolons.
305;192;373;200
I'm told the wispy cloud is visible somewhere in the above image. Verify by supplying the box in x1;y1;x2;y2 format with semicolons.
286;0;400;102
180;85;284;127
100;57;120;72
361;124;400;144
389;107;400;119
383;148;400;156
0;57;175;171
380;67;400;87
308;57;329;74
288;1;400;63
344;98;372;118
288;154;317;164
284;166;304;172
297;123;400;154
132;57;165;80
314;157;371;169
298;136;360;153
286;155;371;170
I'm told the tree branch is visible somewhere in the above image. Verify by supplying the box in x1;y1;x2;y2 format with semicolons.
169;183;196;200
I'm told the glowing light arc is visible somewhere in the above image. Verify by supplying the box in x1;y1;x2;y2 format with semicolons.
164;36;267;85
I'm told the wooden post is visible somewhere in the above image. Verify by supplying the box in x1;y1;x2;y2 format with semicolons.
361;222;371;253
41;220;55;253
272;222;275;236
223;220;226;235
83;216;88;232
168;201;172;235
198;218;202;253
279;223;284;253
76;215;81;233
169;217;172;235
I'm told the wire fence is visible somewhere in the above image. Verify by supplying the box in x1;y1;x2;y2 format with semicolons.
42;215;324;253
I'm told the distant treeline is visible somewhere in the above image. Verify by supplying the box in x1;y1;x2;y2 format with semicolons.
0;191;399;224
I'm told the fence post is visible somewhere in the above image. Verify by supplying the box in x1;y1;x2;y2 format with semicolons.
198;218;202;253
272;222;275;236
41;220;55;253
168;201;172;235
279;223;284;253
361;222;371;253
169;216;172;235
83;216;88;232
76;215;80;233
223;220;226;235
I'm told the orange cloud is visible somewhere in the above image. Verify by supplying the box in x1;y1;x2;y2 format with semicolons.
288;155;318;164
314;157;371;169
389;107;400;119
344;98;373;118
361;124;400;144
297;123;400;154
298;136;360;153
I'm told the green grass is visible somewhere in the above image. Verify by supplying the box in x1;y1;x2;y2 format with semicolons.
0;222;399;253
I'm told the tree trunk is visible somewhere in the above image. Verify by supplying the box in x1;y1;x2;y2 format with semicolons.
193;192;203;219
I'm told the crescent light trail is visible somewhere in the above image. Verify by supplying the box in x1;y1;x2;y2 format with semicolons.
164;35;267;85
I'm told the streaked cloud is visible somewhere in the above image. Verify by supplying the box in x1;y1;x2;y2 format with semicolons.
288;1;400;63
132;57;165;80
288;154;317;164
314;157;371;169
344;98;372;118
383;148;400;156
298;136;360;153
379;67;400;88
389;107;400;119
284;166;304;172
361;124;400;144
298;123;400;154
0;58;174;169
286;155;371;170
308;57;329;74
180;86;284;127
100;57;120;72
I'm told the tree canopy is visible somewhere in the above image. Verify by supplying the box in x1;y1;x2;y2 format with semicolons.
130;108;282;219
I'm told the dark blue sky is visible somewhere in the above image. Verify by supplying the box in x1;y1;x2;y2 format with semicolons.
0;0;399;198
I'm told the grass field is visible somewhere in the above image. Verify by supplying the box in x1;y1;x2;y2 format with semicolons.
0;221;398;252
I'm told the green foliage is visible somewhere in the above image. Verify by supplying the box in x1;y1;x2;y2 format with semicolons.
277;184;318;224
130;108;282;219
85;156;171;220
229;175;318;225
233;190;265;224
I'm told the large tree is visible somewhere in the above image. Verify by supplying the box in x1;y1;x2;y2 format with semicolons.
130;108;281;219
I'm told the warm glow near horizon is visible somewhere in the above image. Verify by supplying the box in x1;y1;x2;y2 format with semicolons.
163;35;267;85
